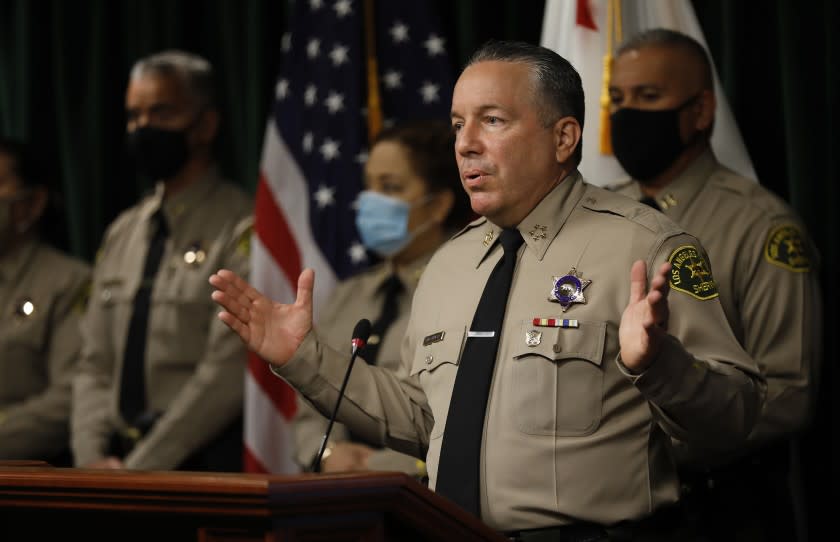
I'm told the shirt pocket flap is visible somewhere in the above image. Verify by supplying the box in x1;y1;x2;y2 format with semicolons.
409;325;466;376
512;319;606;367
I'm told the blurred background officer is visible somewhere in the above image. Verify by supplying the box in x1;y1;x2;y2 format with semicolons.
71;50;253;471
0;137;90;464
293;119;472;476
606;28;822;542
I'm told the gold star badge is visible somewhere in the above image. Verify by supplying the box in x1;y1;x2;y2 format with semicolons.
528;224;548;242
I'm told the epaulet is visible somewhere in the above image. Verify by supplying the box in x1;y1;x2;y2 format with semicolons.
708;167;796;218
602;176;635;193
579;186;681;235
451;215;487;240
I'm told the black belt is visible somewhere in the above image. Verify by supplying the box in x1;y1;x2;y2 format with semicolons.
504;505;686;542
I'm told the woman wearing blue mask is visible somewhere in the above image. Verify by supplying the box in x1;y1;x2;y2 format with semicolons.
293;119;472;477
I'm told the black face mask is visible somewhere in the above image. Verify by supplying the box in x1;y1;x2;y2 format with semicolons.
126;125;190;180
610;95;699;181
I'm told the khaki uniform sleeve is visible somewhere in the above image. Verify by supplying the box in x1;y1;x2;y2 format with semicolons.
274;324;432;461
72;235;122;466
739;221;821;444
0;265;90;459
124;215;253;470
623;233;766;446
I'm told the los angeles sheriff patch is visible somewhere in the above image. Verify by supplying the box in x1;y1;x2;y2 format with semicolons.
764;224;810;272
668;245;719;300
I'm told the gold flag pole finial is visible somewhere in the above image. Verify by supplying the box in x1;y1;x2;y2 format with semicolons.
364;0;383;144
599;0;622;155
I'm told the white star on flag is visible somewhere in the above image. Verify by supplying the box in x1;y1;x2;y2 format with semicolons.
355;151;369;164
309;0;324;10
348;242;368;264
275;79;290;100
383;70;403;89
304;84;318;106
390;21;409;43
333;0;353;18
329;44;349;66
302;132;314;153
419;81;440;103
423;34;445;56
319;138;341;161
313;184;336;208
306;38;321;59
324;91;345;114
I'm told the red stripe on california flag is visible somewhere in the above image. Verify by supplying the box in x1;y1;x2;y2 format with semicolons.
254;174;302;287
248;351;298;419
243;445;268;473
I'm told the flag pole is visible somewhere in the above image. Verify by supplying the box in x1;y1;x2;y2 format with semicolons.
599;0;622;155
363;0;383;144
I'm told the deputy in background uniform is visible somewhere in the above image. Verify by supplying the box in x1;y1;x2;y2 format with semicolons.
211;41;764;539
606;29;821;542
0;137;90;464
71;51;253;471
293;120;472;476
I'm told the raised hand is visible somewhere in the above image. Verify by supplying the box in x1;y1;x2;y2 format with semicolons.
209;268;315;367
619;260;672;372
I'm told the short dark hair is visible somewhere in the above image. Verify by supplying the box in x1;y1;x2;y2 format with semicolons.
0;136;45;189
130;50;217;110
372;119;473;230
617;28;713;89
466;40;585;166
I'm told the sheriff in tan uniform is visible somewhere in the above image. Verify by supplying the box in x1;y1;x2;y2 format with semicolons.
0;239;90;460
293;257;430;475
610;151;821;460
72;168;252;470
210;42;763;537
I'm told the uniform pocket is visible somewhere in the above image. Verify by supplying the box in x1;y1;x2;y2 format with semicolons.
409;325;466;439
512;319;606;436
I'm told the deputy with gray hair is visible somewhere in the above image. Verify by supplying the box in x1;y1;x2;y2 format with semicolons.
71;50;253;471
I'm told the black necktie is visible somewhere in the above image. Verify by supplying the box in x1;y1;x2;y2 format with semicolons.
640;196;661;211
364;273;403;365
119;210;169;424
435;228;523;516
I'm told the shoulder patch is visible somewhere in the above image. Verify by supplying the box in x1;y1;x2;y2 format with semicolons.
72;280;92;314
236;224;254;257
764;224;810;272
668;245;719;300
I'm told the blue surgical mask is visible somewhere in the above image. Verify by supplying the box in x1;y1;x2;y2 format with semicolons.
355;190;434;258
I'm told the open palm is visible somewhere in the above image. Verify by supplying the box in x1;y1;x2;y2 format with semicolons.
209;268;315;367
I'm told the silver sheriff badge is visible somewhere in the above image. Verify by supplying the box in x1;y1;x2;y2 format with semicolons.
548;267;592;312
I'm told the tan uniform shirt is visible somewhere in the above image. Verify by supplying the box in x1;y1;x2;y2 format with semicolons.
293;255;430;474
609;151;821;464
274;172;763;531
0;239;90;459
72;167;253;470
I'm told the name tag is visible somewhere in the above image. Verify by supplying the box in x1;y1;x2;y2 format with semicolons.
423;331;445;346
467;331;495;338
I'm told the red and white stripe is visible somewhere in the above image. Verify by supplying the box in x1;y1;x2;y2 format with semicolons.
244;120;338;474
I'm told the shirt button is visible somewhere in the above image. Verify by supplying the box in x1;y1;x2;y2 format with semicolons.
101;289;112;302
425;354;433;364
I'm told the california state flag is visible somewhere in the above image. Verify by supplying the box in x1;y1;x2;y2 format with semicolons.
541;0;756;186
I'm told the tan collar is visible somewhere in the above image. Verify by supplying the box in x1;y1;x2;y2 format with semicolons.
473;171;587;268
138;165;223;230
646;150;718;221
0;237;39;284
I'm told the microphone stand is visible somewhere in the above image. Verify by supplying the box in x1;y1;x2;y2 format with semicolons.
310;320;370;473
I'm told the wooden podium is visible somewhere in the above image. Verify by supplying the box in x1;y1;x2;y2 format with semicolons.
0;463;507;541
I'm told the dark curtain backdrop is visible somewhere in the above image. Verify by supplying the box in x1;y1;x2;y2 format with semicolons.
0;0;835;535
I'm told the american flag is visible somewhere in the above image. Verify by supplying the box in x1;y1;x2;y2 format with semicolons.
245;0;454;474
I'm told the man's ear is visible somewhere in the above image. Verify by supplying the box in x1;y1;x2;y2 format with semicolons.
694;89;716;132
195;108;220;145
554;116;582;164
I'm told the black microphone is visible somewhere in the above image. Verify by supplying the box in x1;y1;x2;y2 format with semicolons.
310;318;372;473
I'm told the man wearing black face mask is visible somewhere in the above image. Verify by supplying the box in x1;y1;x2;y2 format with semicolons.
606;29;821;542
71;50;254;472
